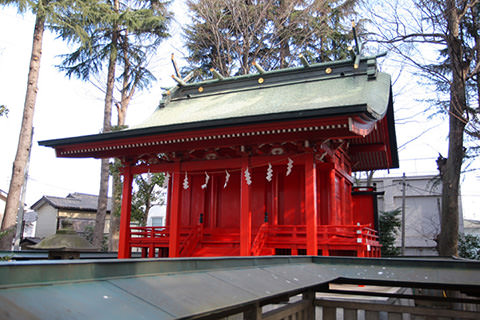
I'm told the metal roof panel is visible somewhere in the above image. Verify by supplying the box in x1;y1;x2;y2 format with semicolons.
0;257;479;320
0;281;173;320
133;72;391;131
109;272;256;318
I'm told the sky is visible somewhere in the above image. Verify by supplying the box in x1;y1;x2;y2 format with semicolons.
1;1;479;220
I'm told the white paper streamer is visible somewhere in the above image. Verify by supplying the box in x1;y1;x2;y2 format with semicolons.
224;170;230;188
183;172;189;189
201;172;210;189
286;157;294;176
266;163;273;182
244;167;252;185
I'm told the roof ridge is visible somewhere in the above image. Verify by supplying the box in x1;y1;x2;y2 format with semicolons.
69;192;101;197
46;194;79;201
182;54;384;87
160;55;380;108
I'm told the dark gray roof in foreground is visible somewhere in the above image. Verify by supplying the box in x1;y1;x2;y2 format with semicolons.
0;256;478;319
31;193;112;212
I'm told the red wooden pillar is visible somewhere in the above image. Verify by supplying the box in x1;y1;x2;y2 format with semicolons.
305;153;318;256
339;176;345;224
240;159;252;256
272;174;279;225
118;164;133;259
209;175;217;228
329;164;337;225
169;163;182;257
168;164;182;258
165;171;172;226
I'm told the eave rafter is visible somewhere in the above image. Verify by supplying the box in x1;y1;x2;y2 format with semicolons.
51;112;395;171
54;117;363;159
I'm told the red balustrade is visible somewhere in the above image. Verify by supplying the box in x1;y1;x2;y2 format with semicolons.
127;223;380;258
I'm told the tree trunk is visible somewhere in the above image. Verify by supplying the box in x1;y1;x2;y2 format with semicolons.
93;1;118;249
438;1;466;257
0;13;45;250
108;39;133;251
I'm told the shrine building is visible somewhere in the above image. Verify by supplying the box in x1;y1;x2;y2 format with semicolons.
40;54;398;259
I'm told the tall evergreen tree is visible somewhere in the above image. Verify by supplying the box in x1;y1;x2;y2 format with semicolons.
184;0;359;78
56;0;171;250
0;0;90;250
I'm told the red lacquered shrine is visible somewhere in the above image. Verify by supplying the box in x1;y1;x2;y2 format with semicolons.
40;55;398;259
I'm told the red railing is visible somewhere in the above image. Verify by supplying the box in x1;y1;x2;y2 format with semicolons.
179;224;204;256
127;224;380;257
130;226;169;240
265;224;380;256
265;224;379;244
251;223;269;256
129;226;196;247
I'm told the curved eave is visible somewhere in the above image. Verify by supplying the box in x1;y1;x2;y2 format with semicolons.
41;115;366;159
350;90;399;171
40;104;371;149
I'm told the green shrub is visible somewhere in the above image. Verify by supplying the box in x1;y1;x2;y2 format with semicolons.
458;233;480;260
379;209;401;256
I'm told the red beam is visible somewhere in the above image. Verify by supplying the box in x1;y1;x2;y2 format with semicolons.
130;154;308;175
54;116;355;159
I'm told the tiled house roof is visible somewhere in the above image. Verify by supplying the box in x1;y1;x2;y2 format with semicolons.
31;193;112;212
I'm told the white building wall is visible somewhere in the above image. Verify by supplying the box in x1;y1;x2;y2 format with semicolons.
393;196;440;256
23;211;37;238
464;219;480;236
34;204;58;238
366;175;464;256
147;205;166;227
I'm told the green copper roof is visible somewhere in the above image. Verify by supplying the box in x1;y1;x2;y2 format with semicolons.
132;56;389;130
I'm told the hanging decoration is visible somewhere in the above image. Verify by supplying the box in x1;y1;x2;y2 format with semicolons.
266;163;273;182
183;172;189;189
286;157;294;176
201;172;210;189
244;167;252;185
224;170;230;188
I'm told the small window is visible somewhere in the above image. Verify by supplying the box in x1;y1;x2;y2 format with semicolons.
151;217;164;226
